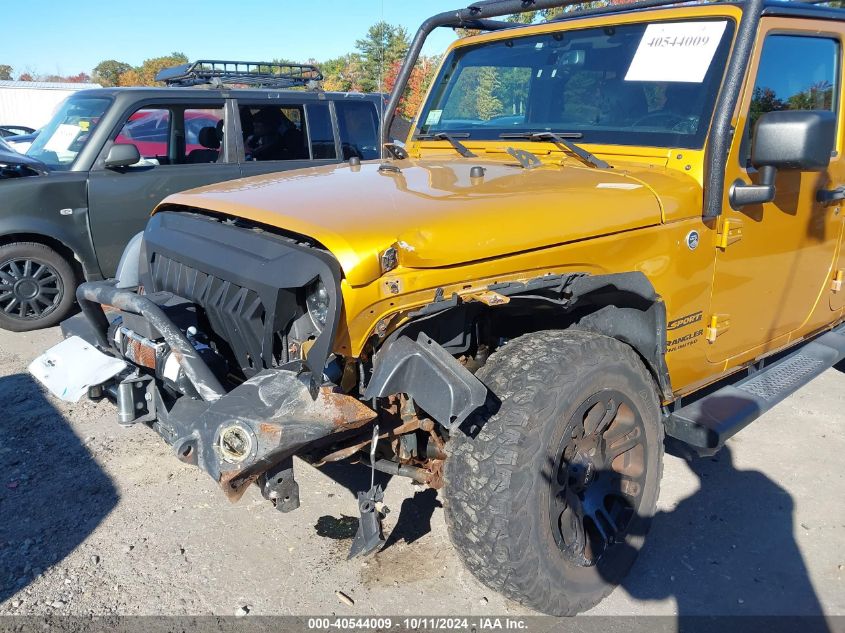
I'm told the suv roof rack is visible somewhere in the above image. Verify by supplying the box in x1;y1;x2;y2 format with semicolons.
155;60;323;89
384;0;843;214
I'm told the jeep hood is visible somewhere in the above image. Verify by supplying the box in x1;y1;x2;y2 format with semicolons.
159;160;666;286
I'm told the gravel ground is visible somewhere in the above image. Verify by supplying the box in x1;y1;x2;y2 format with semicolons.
0;326;843;621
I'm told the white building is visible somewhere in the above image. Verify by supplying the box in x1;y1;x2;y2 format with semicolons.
0;81;102;130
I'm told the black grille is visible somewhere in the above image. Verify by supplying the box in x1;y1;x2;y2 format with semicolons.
141;210;343;381
149;253;284;378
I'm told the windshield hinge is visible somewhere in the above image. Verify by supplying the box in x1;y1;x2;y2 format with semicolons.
383;143;408;160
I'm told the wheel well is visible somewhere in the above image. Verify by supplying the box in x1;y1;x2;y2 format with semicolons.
387;272;672;400
568;303;670;398
0;233;84;281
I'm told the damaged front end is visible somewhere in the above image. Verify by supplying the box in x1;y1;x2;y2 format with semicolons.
29;210;483;531
59;209;372;501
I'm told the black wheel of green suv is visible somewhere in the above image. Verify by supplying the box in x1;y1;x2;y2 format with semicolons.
444;329;664;615
0;242;78;332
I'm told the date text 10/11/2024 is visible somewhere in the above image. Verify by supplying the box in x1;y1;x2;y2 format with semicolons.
306;617;529;630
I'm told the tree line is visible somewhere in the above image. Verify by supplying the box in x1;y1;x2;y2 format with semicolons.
0;6;621;120
0;21;428;118
0;64;91;84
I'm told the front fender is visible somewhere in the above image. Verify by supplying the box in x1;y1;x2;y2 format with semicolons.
0;172;100;279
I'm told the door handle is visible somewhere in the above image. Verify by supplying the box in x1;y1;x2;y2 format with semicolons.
817;185;845;205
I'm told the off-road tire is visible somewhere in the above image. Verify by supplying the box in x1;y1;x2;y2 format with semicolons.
0;242;78;332
444;330;664;615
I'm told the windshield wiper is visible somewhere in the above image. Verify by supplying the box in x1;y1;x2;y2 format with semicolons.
499;132;609;169
417;132;477;158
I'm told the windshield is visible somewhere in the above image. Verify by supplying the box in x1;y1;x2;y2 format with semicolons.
27;96;111;170
417;18;735;149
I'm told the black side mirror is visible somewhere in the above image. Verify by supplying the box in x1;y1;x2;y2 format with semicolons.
104;143;141;169
729;110;835;209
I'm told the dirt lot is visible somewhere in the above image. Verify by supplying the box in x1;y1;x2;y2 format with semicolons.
0;326;843;620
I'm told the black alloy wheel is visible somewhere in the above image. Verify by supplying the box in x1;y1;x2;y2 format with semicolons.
550;390;647;567
0;242;78;332
0;257;64;321
445;330;664;615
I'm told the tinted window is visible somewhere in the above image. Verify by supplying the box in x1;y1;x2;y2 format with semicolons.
743;35;839;163
336;101;380;160
752;35;838;118
307;102;336;159
418;19;735;149
113;106;223;165
240;105;309;161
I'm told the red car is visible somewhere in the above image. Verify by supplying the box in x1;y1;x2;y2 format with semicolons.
115;109;221;159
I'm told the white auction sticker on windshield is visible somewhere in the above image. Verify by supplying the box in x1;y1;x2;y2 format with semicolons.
43;123;82;153
625;21;727;83
425;110;443;126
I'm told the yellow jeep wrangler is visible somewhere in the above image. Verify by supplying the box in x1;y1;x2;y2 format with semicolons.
30;0;845;615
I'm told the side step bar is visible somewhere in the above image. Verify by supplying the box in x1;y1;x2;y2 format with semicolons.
665;323;845;454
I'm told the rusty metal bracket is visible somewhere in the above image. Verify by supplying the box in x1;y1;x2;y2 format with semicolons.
260;458;300;513
212;375;376;502
141;366;376;504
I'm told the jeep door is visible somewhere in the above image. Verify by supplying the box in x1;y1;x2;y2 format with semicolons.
707;19;845;363
86;99;240;277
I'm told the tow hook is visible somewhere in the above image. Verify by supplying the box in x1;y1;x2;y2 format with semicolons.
348;425;390;558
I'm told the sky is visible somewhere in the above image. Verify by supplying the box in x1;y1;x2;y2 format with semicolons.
2;0;466;77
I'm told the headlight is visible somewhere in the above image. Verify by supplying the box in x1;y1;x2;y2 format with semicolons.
305;278;330;331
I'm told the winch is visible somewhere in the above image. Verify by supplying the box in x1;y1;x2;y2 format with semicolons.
87;296;230;426
110;318;226;400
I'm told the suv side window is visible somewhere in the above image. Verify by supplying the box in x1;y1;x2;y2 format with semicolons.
306;102;337;159
115;108;171;164
742;34;839;165
335;101;380;161
240;105;309;161
114;105;224;166
185;108;225;163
